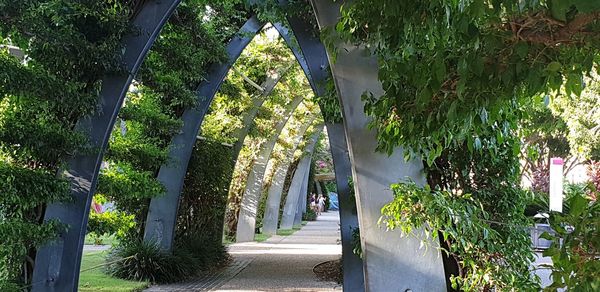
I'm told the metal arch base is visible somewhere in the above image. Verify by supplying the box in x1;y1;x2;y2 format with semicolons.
144;15;265;251
31;1;182;291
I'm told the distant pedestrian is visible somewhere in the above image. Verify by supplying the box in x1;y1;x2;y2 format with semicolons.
317;194;325;215
310;194;317;213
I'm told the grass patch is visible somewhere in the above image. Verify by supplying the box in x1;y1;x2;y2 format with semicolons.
84;234;118;246
276;224;304;236
79;251;149;292
254;233;271;242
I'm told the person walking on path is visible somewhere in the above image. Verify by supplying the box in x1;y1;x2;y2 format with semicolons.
310;194;317;213
317;194;325;215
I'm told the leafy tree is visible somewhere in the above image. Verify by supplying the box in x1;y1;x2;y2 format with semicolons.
551;73;600;161
333;1;599;290
0;1;131;287
335;0;600;162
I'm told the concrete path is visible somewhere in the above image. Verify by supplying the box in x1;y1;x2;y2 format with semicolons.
143;211;342;291
217;211;342;291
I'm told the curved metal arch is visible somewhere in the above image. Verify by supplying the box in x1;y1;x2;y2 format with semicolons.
280;11;366;291
143;15;265;251
235;93;305;242
143;20;316;249
31;1;183;291
280;124;324;229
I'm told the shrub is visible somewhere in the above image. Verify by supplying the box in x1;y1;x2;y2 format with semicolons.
176;140;233;242
302;209;317;221
541;186;599;290
351;227;362;259
87;209;135;245
176;233;229;271
106;241;196;284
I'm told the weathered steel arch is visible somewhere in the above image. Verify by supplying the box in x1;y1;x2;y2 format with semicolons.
280;124;324;229
262;120;323;235
143;21;306;251
235;95;305;242
310;1;447;290
231;64;292;162
144;15;265;251
281;11;366;291
31;1;182;291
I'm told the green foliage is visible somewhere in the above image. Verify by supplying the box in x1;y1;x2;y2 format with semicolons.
351;227;362;259
97;162;165;241
100;0;251;242
315;74;343;123
0;162;70;217
381;182;538;291
176;140;233;242
540;185;600;291
302;208;317;221
88;210;135;245
519;97;571;187
0;219;64;287
1;0;132;287
550;74;600;160
79;251;149;292
107;132;170;172
98;163;165;201
335;0;600;162
250;0;315;28
106;241;196;284
107;234;228;284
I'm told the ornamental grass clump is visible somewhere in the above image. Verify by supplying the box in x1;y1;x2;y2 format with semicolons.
106;241;198;284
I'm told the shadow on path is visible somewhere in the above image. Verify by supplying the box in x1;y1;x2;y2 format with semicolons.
145;211;342;292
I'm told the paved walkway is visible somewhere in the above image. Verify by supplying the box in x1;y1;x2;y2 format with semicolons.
145;211;342;291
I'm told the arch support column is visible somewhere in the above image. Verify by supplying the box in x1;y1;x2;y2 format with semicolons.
280;125;324;230
31;1;182;291
283;8;367;290
235;95;305;242
263;125;323;234
144;16;264;251
326;122;364;290
310;1;447;291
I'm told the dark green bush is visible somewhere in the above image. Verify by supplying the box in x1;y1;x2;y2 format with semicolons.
176;140;233;243
176;233;229;271
302;209;317;221
541;185;600;290
107;233;229;284
106;241;197;284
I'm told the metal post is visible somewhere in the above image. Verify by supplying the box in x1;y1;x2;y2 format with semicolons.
235;103;309;242
327;122;364;290
280;9;367;290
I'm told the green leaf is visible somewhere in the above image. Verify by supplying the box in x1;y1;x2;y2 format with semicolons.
515;42;529;59
539;231;555;241
546;61;562;72
569;194;588;216
549;0;571;22
474;137;482;150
